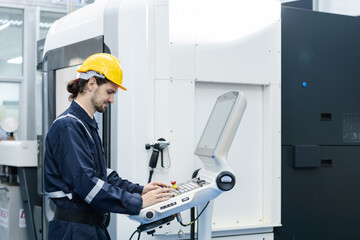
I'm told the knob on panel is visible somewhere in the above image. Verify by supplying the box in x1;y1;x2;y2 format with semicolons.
145;210;155;219
216;171;236;191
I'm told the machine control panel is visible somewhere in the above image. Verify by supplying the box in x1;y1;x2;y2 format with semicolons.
130;176;212;224
129;91;246;226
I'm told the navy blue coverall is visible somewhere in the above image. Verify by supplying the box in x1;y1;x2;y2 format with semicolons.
44;101;144;240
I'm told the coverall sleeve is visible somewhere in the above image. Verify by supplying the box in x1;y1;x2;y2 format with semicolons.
54;121;143;215
107;169;144;195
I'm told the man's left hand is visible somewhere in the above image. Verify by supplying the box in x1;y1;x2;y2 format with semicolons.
142;181;172;195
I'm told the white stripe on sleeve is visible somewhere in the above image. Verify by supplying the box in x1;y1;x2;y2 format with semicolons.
85;179;105;204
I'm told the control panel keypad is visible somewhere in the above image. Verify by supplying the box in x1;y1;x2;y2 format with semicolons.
172;177;208;196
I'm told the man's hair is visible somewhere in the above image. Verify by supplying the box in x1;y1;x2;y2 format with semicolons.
67;76;110;101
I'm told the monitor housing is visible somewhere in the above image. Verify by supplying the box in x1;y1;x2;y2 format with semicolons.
195;91;247;172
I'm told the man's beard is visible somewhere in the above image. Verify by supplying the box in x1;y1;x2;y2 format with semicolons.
91;95;109;113
95;103;107;113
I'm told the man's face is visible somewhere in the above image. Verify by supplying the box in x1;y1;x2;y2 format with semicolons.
91;81;119;113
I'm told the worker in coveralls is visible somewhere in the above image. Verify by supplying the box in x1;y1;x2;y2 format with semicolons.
44;53;173;240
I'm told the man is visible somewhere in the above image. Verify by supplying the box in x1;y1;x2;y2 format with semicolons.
44;53;172;240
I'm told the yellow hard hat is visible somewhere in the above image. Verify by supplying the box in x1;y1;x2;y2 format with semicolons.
77;53;126;91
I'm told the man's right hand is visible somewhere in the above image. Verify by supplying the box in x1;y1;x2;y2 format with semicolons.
142;187;173;208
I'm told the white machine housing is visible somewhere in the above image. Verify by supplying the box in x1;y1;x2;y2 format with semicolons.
43;0;281;239
0;141;38;167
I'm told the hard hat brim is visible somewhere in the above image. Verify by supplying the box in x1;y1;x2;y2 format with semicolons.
119;85;127;91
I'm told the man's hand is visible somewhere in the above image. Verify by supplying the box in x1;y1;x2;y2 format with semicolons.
142;181;172;195
142;187;173;208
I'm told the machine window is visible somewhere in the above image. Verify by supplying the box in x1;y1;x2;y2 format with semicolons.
0;82;20;140
39;11;66;40
0;7;24;76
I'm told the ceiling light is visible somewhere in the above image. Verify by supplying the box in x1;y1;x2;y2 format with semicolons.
0;22;10;31
7;57;23;64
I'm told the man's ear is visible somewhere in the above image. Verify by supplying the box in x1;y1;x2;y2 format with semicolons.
87;77;97;91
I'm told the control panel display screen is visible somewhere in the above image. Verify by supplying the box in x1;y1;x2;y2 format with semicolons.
195;91;238;157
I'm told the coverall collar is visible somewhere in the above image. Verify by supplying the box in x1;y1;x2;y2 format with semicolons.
70;100;98;129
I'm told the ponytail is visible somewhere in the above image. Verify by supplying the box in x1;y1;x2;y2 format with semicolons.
67;78;87;101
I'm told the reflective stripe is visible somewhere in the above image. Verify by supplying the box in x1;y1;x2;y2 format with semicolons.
107;168;114;177
85;179;104;204
46;191;73;200
54;113;93;141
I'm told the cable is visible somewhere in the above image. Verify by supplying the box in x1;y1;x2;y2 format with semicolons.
128;230;141;240
178;201;210;227
192;169;201;179
129;230;138;240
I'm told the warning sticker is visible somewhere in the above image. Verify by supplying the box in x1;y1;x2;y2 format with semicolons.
19;209;26;228
0;207;9;228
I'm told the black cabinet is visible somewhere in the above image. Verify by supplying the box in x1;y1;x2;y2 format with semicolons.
277;6;360;240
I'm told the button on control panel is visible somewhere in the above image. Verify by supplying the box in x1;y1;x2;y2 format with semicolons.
172;177;209;197
160;201;177;210
181;197;189;202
